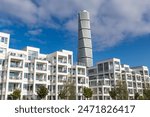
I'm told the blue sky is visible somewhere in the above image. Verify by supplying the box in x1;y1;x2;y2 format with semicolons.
0;0;150;69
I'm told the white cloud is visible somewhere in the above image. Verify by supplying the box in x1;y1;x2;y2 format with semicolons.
0;0;37;24
28;29;42;36
29;38;46;44
0;0;150;50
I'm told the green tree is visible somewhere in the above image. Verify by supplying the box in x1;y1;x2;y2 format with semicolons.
143;88;150;100
10;89;21;100
58;84;68;100
83;87;93;100
59;81;76;100
134;92;140;100
37;85;48;100
109;89;117;100
68;82;76;100
109;80;128;100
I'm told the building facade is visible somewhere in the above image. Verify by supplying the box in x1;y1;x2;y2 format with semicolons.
88;58;150;100
0;32;89;100
78;10;93;68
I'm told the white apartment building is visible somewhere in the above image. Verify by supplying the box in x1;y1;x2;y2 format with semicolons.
88;58;150;100
0;32;88;100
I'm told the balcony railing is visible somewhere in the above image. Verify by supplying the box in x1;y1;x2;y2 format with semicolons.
58;59;67;64
78;72;85;75
58;69;67;73
10;64;23;68
36;78;46;81
9;76;22;80
36;67;47;71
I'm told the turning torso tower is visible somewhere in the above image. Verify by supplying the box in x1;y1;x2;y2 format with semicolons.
78;10;93;67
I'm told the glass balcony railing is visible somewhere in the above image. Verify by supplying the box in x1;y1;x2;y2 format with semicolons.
36;67;47;71
58;59;67;64
9;76;22;80
10;63;23;68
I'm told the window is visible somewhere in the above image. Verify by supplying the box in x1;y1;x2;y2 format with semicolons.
114;61;120;71
98;80;103;85
128;82;132;87
88;69;97;75
128;89;133;94
98;63;103;73
144;70;148;75
98;75;103;79
24;73;31;79
89;76;97;80
104;74;109;79
111;80;114;86
104;62;109;72
0;47;6;53
25;63;28;67
0;37;7;44
110;62;113;70
28;50;38;60
90;81;97;86
0;59;3;65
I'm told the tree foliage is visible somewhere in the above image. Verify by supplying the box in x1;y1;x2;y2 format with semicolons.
109;89;117;100
134;86;150;100
143;87;150;100
59;82;76;100
10;89;21;100
109;80;128;100
37;85;48;100
134;92;140;100
83;87;93;100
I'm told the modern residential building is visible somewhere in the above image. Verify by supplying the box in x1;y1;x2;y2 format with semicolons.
88;58;150;100
1;11;150;101
0;32;89;100
78;10;93;68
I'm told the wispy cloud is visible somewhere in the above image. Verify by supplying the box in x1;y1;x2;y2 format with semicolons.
27;29;42;36
29;38;46;44
0;0;150;51
0;19;12;27
0;29;14;35
0;0;37;24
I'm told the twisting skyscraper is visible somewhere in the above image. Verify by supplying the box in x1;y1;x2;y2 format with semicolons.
78;10;93;67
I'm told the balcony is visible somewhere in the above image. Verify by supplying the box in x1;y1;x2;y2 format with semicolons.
58;76;66;83
9;71;22;80
9;52;26;59
36;66;47;71
36;63;47;71
8;83;21;92
36;77;46;82
58;59;67;64
58;66;67;73
58;69;67;73
78;78;85;84
78;69;85;75
10;63;23;68
78;72;85;75
9;76;22;80
104;88;110;94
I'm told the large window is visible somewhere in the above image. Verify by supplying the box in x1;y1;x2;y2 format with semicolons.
89;76;97;80
28;50;38;60
144;70;148;75
104;62;109;72
98;63;103;73
88;69;97;75
114;61;120;71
